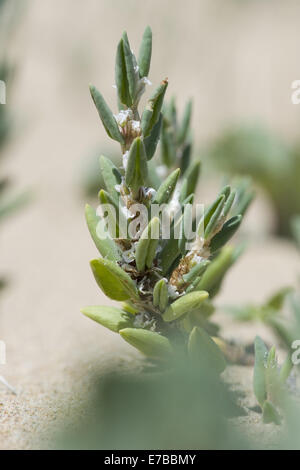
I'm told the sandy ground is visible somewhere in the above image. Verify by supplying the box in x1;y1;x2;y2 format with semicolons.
0;0;300;449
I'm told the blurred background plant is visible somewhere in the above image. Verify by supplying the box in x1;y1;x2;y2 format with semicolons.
54;362;249;450
0;0;29;293
207;124;300;238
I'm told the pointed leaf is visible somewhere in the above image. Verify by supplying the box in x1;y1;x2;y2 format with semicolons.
144;113;162;160
210;215;242;253
122;32;136;103
115;39;131;107
125;137;148;196
141;80;168;137
138;26;152;78
85;204;121;261
262;401;281;425
81;305;133;332
188;326;226;374
253;336;268;407
90;258;138;301
153;278;169;312
180;160;201;202
153;168;180;205
99;155;122;205
177;99;192;145
135;217;160;271
196;246;235;296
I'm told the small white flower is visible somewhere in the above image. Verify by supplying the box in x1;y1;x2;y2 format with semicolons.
131;120;141;133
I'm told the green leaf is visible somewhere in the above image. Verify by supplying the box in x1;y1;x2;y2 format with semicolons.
179;142;192;175
162;291;209;322
279;354;293;384
161;118;176;168
204;195;225;239
99;155;122;205
85;204;121;261
125;137;148;196
210;215;242;253
122;32;136;103
159;214;184;275
153;278;169;312
177;99;192;145
253;336;268;407
135;217;160;271
180;159;201;201
153;168;180;205
144;113;162;160
222;189;236;217
138;26;152;78
262;401;281;425
119;328;172;359
188;326;226;374
199;194;224;234
141;80;168;137
90;258;138;301
98;189;126;239
115;39;131;107
81;305;133;332
89;85;124;144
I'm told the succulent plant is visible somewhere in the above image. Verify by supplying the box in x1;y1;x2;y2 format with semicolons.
82;27;251;368
253;336;293;424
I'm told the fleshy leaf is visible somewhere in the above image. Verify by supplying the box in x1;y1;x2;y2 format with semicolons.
210;215;242;253
153;278;169;312
144;113;162;161
135;217;160;271
90;258;138;301
89;85;124;144
99;155;122;205
177;99;192;145
138;26;152;78
115;39;131;107
162;291;209;322
141;80;168;137
122;32;136;103
262;401;281;425
253;336;268;407
125;137;148;196
153;168;180;205
85;204;121;261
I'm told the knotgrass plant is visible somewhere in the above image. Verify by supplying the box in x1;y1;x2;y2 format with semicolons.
253;336;294;425
82;27;252;370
